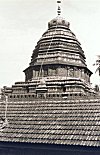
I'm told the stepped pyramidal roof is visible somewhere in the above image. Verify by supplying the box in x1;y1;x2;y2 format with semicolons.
0;0;100;150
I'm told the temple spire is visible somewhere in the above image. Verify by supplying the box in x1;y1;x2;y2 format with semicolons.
57;0;61;16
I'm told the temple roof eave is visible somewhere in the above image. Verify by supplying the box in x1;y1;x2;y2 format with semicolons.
28;62;92;75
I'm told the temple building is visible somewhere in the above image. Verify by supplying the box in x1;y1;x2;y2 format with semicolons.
0;1;100;155
4;6;94;100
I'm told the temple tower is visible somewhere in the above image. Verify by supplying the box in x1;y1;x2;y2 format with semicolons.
23;1;92;97
3;0;94;100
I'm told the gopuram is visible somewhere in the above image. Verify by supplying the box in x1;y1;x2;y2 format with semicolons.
0;1;100;155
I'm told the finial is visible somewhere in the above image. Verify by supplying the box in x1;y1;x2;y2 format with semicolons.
57;0;61;16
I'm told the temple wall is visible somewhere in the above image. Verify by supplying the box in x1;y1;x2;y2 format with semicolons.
57;67;67;76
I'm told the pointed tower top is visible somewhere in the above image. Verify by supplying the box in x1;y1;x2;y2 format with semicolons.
57;0;61;16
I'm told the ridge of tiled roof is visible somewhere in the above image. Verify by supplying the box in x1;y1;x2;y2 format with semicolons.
0;98;100;147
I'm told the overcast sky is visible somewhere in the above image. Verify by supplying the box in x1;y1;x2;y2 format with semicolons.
0;0;100;88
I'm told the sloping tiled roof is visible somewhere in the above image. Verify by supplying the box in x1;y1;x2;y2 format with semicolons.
0;98;100;147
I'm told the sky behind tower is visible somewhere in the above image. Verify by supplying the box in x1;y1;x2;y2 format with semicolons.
0;0;100;88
